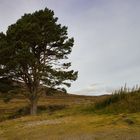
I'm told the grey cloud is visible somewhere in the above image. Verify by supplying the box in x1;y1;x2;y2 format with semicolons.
0;0;140;95
67;0;140;94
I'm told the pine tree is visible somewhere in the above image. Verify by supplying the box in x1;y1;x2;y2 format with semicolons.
0;8;78;115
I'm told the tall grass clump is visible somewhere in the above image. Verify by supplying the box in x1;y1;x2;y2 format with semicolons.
94;85;140;113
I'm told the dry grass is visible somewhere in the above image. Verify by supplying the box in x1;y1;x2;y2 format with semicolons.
0;113;140;140
0;95;140;140
0;95;96;121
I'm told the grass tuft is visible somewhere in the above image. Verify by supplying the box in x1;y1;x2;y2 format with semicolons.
94;85;140;114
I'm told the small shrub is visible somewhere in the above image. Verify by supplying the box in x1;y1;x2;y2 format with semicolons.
124;118;134;125
46;104;67;112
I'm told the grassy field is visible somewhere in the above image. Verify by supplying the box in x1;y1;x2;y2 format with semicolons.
0;93;140;140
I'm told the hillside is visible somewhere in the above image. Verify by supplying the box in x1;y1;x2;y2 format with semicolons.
0;90;140;140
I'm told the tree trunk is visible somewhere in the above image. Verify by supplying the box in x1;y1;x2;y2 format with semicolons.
30;99;38;115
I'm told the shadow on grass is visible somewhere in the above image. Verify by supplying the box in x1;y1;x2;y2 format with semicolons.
2;104;68;121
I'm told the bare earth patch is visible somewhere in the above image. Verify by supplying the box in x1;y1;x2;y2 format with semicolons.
25;118;68;127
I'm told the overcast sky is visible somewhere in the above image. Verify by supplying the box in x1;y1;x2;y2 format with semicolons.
0;0;140;95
